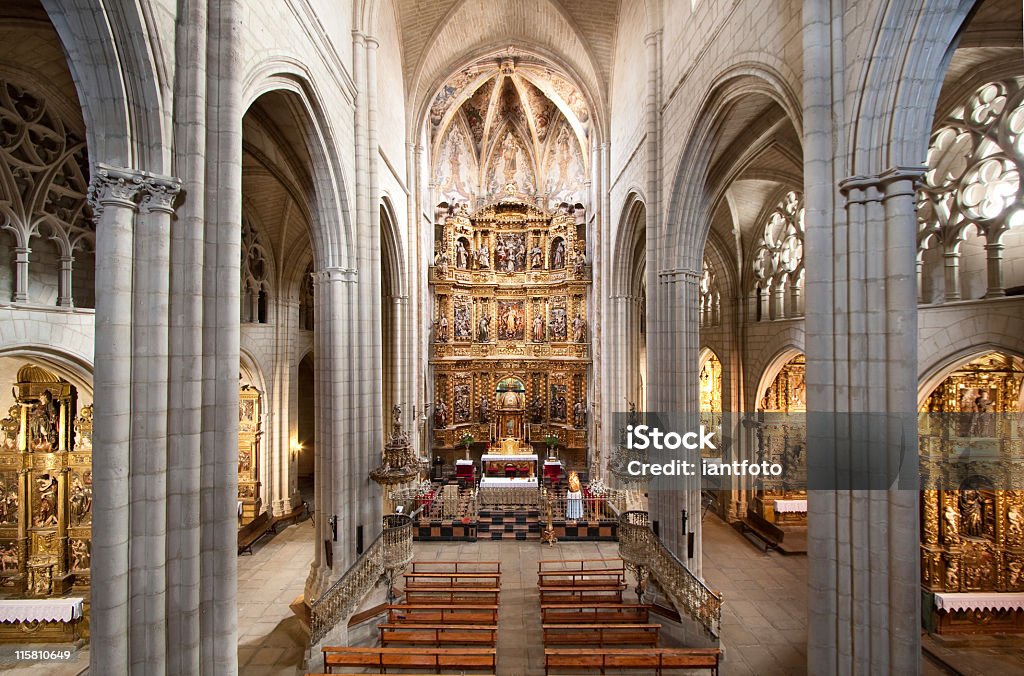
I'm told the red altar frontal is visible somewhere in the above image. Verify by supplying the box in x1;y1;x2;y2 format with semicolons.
480;452;538;488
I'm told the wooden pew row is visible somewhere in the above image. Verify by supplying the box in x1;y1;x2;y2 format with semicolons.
538;570;625;587
541;603;650;624
378;623;498;647
539;585;625;605
386;603;499;625
404;571;502;589
403;587;500;605
412;560;501;575
544;648;721;675
542;623;660;647
538;558;623;574
321;646;496;674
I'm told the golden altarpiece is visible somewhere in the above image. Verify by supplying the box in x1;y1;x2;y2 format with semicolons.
430;194;590;469
750;354;807;525
0;365;92;640
919;353;1024;633
238;385;263;525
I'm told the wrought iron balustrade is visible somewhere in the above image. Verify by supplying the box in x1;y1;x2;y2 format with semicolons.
618;510;722;638
308;513;413;645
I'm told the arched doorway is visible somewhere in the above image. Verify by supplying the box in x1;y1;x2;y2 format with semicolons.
297;352;315;502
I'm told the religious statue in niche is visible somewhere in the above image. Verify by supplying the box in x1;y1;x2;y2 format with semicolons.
496;233;526;272
28;390;59;451
70;538;89;571
532;312;545;342
550;391;567;421
572;252;585;277
572;314;587;343
453;299;471;340
530;244;543;269
957;477;996;540
0;542;17;572
34;474;59;527
454;385;471;423
551;239;565;269
435;314;449;342
434;398;448;428
1;406;18;450
0;479;16;525
477;395;489;423
549;308;567;341
969;389;995;437
434;248;449;277
69;474;92;526
530;395;544;423
943;502;959;542
573;399;587;428
456;240;470;269
476;242;490;268
498;301;525;341
477;314;490;342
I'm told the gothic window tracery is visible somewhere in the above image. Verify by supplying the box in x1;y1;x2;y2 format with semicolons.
700;258;720;327
240;218;271;323
751;191;804;321
917;77;1024;302
0;79;92;307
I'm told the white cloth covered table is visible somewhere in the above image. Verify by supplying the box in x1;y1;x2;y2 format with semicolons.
0;597;84;623
479;477;538;488
934;592;1024;612
774;499;808;513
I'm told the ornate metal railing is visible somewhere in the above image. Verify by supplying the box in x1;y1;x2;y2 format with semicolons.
618;511;722;638
308;513;413;645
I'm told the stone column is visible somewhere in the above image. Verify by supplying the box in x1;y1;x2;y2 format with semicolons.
200;0;243;671
57;255;74;307
984;240;1006;298
12;246;29;302
166;0;207;670
806;169;922;675
130;175;181;673
88;163;143;676
942;246;961;301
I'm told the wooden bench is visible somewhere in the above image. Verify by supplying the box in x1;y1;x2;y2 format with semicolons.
544;648;721;675
237;512;272;555
403;587;501;605
542;623;661;647
322;646;496;674
539;558;624;574
541;604;651;625
538;570;626;587
378;622;498;647
386;604;499;625
269;502;307;533
539;585;625;605
411;560;501;575
404;571;502;588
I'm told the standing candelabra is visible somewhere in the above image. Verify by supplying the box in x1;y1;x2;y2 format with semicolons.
541;488;558;546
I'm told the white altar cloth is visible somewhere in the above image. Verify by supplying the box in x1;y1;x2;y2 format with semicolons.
481;453;538;463
0;597;84;623
774;499;808;513
934;592;1024;613
479;477;538;488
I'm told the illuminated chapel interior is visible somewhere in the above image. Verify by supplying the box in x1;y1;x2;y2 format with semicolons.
0;0;1022;674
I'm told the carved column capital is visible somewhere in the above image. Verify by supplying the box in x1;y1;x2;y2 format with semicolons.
87;164;145;218
312;267;357;285
139;175;183;214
